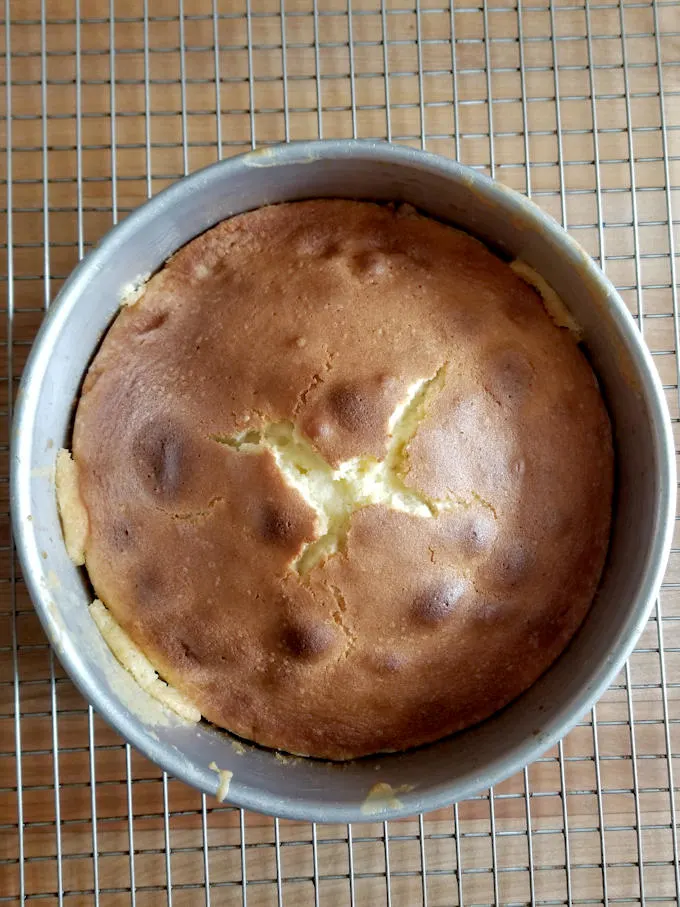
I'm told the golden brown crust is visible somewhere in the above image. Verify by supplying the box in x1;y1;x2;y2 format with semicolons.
70;200;613;759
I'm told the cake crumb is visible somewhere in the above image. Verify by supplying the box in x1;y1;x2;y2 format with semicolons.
209;762;233;803
274;751;296;765
360;782;414;815
120;274;150;307
55;449;88;566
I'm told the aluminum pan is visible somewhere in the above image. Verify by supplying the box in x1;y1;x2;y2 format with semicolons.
11;140;675;822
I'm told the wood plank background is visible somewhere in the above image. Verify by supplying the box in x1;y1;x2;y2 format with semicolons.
1;0;680;903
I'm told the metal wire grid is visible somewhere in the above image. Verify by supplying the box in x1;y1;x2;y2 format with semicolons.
1;0;680;904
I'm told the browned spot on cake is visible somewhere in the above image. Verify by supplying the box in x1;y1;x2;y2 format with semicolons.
302;415;333;443
281;620;337;659
134;422;185;500
413;579;467;623
380;652;407;673
260;504;303;546
350;250;389;280
137;310;169;336
329;384;373;433
179;639;199;662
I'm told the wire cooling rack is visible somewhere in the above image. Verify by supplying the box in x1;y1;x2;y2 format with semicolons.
2;0;680;904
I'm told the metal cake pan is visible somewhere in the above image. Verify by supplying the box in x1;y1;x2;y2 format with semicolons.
11;140;675;823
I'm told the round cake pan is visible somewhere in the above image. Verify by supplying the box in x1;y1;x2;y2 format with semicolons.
11;140;675;823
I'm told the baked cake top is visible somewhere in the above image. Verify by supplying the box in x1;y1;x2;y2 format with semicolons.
65;200;613;759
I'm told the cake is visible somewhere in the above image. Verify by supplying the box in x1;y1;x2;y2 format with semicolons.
57;200;613;760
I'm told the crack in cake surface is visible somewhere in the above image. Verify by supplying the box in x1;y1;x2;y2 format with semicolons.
213;364;493;574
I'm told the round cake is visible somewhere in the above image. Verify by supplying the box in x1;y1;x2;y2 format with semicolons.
61;200;613;759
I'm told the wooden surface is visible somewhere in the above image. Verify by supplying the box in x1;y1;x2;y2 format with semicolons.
1;0;680;903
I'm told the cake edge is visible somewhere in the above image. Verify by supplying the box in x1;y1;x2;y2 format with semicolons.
89;599;201;723
510;259;583;337
55;448;88;566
